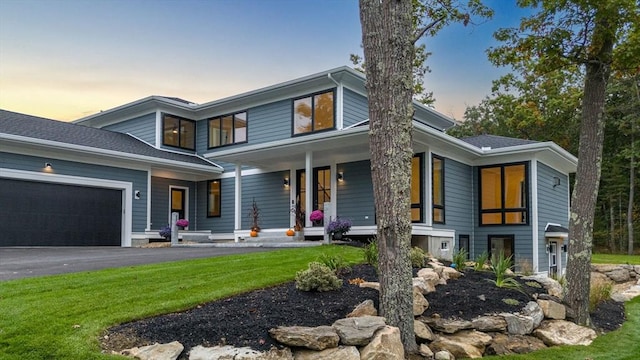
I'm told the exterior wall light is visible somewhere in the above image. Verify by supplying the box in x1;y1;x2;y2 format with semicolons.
283;178;289;187
552;176;561;188
44;162;52;169
337;172;344;182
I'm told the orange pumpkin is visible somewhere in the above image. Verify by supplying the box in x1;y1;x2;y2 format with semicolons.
286;229;295;236
250;230;258;237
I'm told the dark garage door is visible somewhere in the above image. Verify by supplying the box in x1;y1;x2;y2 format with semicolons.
0;178;122;246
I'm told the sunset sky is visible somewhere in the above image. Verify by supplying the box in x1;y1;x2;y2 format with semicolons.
0;0;531;122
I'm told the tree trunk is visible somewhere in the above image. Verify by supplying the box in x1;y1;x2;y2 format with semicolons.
359;0;417;354
609;196;616;253
629;80;638;255
565;11;615;326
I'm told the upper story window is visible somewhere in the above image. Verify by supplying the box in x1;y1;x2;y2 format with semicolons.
208;111;248;148
163;114;195;150
293;90;335;135
479;162;528;225
411;154;424;222
432;155;445;224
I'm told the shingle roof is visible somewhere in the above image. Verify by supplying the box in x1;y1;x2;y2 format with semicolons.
461;134;539;149
0;109;219;168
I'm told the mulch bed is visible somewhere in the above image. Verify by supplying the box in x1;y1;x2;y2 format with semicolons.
102;264;626;357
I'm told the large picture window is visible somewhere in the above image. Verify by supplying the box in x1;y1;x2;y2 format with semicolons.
163;114;195;150
411;154;424;222
207;180;221;217
432;155;445;224
479;163;528;225
293;90;335;135
208;111;247;148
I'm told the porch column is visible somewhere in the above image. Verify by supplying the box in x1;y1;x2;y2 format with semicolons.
330;163;338;220
305;151;313;228
234;164;242;242
531;160;539;272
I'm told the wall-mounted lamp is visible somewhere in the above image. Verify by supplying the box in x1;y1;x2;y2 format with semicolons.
337;172;344;182
134;190;141;200
44;162;52;169
283;178;290;187
552;176;561;188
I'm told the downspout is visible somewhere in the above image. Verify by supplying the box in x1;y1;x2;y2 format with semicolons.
327;73;343;129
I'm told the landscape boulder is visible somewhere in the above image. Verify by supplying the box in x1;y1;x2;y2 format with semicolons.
294;346;359;360
522;275;563;298
429;331;490;359
533;320;597;346
424;318;473;334
360;326;405;360
188;345;292;360
413;288;430;316
121;341;184;360
347;299;378;317
268;326;339;351
522;301;544;328
501;313;535;335
471;315;507;332
414;320;435;341
332;316;386;346
485;334;547;355
536;299;566;320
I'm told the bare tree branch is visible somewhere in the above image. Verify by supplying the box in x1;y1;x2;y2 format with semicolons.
413;15;447;43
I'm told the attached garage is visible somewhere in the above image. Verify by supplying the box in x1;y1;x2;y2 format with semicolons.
0;178;123;246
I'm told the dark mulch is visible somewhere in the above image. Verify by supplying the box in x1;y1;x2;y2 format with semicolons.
102;264;626;357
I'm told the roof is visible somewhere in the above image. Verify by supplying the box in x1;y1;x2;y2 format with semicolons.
461;134;540;149
0;109;221;169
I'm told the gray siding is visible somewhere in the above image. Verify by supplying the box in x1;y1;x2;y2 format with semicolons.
150;177;196;230
103;112;156;144
336;160;375;226
196;178;235;233
1;152;148;232
241;171;291;229
537;161;570;273
343;89;369;127
432;156;474;250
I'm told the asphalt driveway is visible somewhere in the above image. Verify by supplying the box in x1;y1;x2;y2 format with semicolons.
0;246;277;281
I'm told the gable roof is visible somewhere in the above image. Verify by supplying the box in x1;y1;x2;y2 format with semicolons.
0;109;221;171
461;134;540;149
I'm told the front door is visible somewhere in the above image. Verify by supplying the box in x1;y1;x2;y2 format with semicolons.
296;167;331;224
170;188;186;222
549;241;558;276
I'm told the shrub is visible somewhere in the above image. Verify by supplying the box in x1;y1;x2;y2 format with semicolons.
502;298;520;306
326;217;352;235
517;258;534;276
317;253;350;275
525;281;543;289
410;247;426;268
452;248;468;270
362;238;378;270
295;262;342;292
589;277;613;312
487;252;521;289
474;251;489;271
159;225;171;239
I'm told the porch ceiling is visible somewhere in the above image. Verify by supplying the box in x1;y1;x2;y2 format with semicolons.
205;128;371;171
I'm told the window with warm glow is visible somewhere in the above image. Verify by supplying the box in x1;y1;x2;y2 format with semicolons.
293;90;335;135
163;114;195;150
411;154;423;222
207;180;221;217
208;111;247;148
432;155;444;223
480;163;528;225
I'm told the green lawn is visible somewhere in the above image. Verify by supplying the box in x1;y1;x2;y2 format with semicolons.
1;246;638;360
0;245;363;360
592;253;640;265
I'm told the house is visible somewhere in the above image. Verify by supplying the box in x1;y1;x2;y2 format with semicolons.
0;66;576;276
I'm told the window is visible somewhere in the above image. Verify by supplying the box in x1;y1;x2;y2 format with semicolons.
458;235;470;259
208;111;247;148
432;155;444;223
411;154;424;222
293;90;335;135
207;180;221;217
488;235;515;266
479;163;528;225
163;114;195;150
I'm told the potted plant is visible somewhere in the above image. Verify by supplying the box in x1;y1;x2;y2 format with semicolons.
309;209;324;226
159;225;171;240
326;217;352;240
176;218;189;230
248;198;260;234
